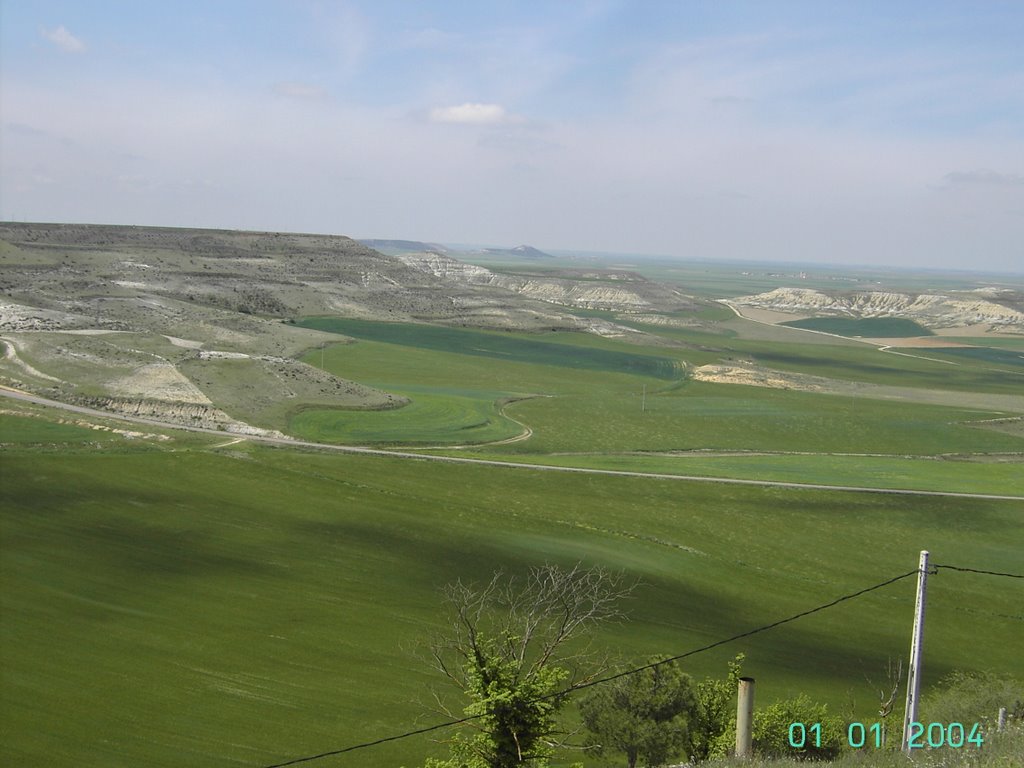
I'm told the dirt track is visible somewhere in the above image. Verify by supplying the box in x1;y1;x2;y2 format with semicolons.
4;386;1021;502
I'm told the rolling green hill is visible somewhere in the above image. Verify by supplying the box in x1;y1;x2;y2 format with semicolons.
1;424;1021;768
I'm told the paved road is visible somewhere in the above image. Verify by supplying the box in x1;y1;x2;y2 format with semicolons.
3;386;1022;501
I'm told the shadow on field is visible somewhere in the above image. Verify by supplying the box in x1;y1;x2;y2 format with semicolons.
64;518;275;578
753;487;1013;536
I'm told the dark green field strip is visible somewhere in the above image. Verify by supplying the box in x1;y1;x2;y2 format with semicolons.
781;316;935;338
294;317;682;379
930;346;1024;369
2;446;1022;767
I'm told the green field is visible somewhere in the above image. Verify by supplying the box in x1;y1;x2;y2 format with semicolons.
930;345;1024;369
0;413;116;445
283;321;1024;480
293;317;682;379
2;423;1022;768
628;322;1024;395
498;382;1022;456
780;317;935;338
289;387;523;445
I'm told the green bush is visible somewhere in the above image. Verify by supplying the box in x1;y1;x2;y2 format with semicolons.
691;654;746;761
579;656;699;768
752;694;844;761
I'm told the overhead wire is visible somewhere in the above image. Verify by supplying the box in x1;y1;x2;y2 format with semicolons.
258;567;923;768
933;564;1024;579
259;563;1024;766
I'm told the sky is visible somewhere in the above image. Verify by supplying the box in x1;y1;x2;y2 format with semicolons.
1;1;1022;271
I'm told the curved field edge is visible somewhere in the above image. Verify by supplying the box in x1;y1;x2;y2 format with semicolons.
1;440;1022;767
286;390;527;446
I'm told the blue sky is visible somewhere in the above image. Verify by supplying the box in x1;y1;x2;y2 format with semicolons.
2;1;1022;271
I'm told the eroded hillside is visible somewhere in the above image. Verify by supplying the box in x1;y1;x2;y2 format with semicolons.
730;286;1024;330
0;222;688;434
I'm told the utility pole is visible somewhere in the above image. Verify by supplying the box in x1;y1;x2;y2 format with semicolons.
641;383;646;413
901;550;930;753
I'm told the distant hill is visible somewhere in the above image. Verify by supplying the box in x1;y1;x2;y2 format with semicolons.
359;239;448;256
483;244;553;259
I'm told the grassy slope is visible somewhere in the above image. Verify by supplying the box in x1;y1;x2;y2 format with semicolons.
2;426;1022;768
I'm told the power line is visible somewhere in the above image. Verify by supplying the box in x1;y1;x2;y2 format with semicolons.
934;564;1024;579
559;568;923;697
257;568;920;768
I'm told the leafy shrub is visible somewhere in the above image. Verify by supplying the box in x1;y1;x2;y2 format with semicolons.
752;694;844;761
579;656;698;768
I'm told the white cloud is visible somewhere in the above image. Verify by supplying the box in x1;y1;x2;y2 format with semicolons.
429;103;510;125
41;25;86;53
273;82;327;100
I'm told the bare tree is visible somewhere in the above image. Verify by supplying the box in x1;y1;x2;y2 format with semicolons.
863;657;903;747
426;563;634;768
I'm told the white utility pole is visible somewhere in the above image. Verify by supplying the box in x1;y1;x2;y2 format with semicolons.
641;384;646;413
901;550;930;753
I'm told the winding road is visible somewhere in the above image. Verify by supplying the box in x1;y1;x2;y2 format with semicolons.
3;385;1021;501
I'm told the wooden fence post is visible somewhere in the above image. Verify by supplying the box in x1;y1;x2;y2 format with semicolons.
736;677;755;759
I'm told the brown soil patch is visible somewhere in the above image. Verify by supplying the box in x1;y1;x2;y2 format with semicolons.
933;323;1024;339
691;364;825;391
728;305;810;324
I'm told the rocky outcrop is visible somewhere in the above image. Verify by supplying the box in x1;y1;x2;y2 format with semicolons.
397;253;673;312
66;395;289;437
731;287;1024;329
0;300;90;331
396;253;492;281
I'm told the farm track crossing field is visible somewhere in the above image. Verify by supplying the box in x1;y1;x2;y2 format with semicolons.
446;451;1024;497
